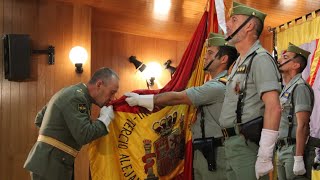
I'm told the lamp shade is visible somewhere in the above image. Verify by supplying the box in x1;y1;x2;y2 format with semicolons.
69;46;88;64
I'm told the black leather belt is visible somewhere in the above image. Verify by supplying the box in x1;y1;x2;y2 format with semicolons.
221;127;237;138
213;137;224;146
277;138;296;148
307;136;320;148
193;137;225;147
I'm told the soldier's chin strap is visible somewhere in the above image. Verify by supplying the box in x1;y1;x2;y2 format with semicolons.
278;55;299;68
225;15;254;41
203;58;216;71
278;59;292;68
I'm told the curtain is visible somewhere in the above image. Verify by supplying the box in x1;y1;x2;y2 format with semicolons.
277;13;320;179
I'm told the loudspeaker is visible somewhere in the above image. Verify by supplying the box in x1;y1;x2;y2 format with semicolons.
3;34;31;81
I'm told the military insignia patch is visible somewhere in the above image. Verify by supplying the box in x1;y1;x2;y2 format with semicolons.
78;104;87;113
236;65;247;74
284;92;290;99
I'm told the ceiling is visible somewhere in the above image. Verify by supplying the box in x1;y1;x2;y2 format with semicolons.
60;0;320;41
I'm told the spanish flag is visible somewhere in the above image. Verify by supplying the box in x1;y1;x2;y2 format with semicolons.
89;1;219;179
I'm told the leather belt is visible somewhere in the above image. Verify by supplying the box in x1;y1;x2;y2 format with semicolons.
277;138;296;148
37;135;79;157
213;137;224;146
193;137;225;147
307;136;320;148
221;127;237;138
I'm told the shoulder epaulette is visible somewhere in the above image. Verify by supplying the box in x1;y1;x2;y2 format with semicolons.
218;76;228;85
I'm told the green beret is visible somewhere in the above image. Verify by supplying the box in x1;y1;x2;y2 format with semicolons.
230;1;266;24
287;42;311;60
206;33;231;47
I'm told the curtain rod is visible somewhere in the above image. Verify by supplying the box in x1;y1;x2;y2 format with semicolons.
269;8;320;32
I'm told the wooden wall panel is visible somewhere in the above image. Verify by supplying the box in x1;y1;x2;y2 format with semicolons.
91;29;188;98
0;0;91;179
260;31;274;53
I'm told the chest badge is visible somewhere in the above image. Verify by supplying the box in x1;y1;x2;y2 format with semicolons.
78;104;87;113
236;65;247;74
283;92;290;99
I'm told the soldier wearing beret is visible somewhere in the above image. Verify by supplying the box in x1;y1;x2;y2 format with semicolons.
125;33;238;180
277;43;314;180
24;67;119;180
219;1;282;179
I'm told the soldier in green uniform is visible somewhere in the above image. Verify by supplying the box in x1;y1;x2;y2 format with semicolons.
24;67;119;180
276;43;314;180
219;2;282;180
125;33;238;180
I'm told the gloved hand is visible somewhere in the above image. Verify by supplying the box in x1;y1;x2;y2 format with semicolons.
97;105;114;131
293;156;306;175
314;148;320;169
255;129;279;179
125;92;154;111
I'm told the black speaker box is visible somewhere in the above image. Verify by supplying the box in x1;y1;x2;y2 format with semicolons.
3;34;31;81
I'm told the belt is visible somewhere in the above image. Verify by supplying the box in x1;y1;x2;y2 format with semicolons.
307;136;320;148
37;135;79;157
221;127;237;138
277;138;296;148
193;137;224;147
213;137;224;146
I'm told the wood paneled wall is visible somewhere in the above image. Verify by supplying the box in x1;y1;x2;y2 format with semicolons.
0;1;274;180
0;0;92;179
91;29;189;97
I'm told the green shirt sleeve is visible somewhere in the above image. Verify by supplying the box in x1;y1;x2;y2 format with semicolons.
34;105;47;128
294;84;313;113
186;80;225;107
252;53;281;98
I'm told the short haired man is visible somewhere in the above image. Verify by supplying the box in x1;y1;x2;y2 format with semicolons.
277;43;314;180
24;67;119;180
219;2;282;179
125;33;238;180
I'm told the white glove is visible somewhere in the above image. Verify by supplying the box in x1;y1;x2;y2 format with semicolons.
125;92;154;111
97;105;114;131
293;156;306;175
255;129;279;179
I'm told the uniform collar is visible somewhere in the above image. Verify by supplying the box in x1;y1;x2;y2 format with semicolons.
280;73;302;96
239;40;261;64
77;83;95;104
228;40;261;80
213;70;228;80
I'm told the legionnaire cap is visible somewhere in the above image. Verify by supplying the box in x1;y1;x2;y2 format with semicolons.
206;33;231;47
287;42;311;60
230;1;267;24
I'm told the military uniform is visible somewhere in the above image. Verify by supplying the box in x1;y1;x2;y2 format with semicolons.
219;41;282;180
186;70;227;180
277;74;314;180
24;83;108;180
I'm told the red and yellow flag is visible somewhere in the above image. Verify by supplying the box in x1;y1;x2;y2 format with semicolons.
89;1;219;179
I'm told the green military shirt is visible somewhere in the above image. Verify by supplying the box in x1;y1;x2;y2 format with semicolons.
279;74;314;139
186;70;227;139
219;40;282;128
24;83;108;179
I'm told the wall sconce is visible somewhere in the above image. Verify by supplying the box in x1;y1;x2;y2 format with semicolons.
69;46;88;73
129;56;162;89
163;60;176;78
129;56;146;72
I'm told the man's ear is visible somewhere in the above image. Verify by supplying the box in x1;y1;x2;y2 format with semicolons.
292;61;301;71
220;55;228;65
96;79;104;88
245;20;255;33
